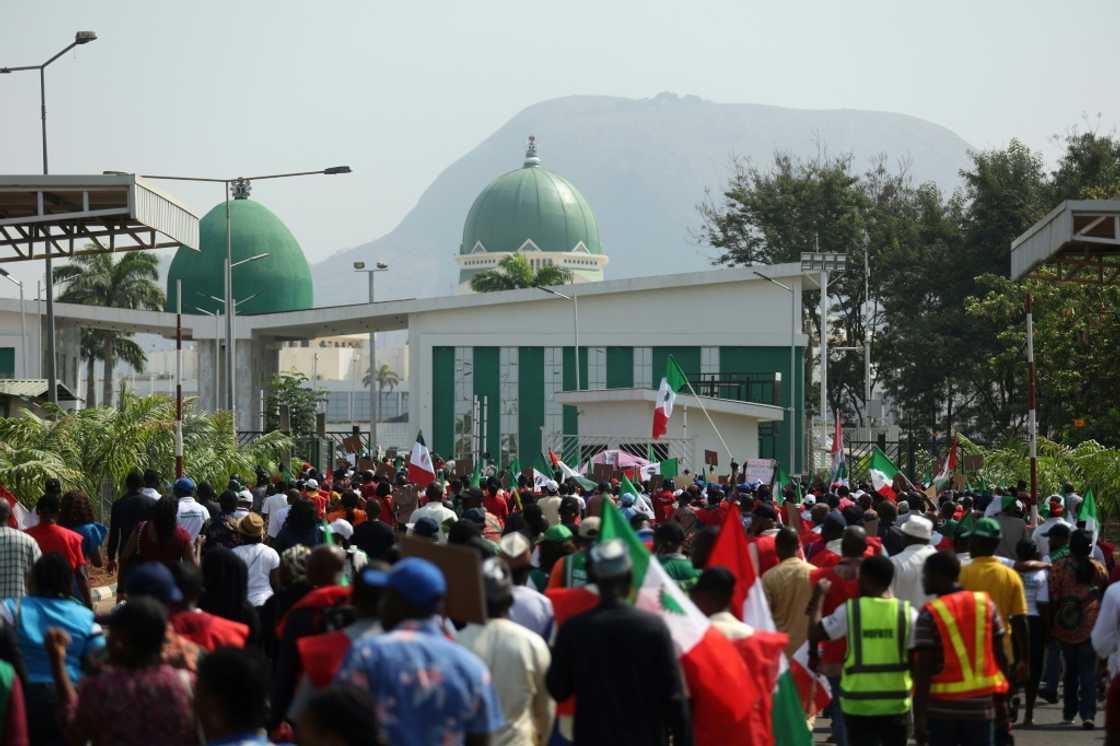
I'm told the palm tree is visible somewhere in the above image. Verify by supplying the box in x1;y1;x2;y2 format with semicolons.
362;364;401;423
469;254;572;293
79;329;147;407
54;251;165;407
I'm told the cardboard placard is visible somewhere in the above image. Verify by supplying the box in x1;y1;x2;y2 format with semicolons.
394;485;420;524
592;464;613;483
705;450;719;467
385;447;399;460
743;458;776;485
455;458;473;478
650;474;665;492
357;457;373;472
376;463;395;480
342;435;362;454
399;535;486;625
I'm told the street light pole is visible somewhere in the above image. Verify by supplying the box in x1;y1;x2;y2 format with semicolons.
536;286;580;391
354;261;389;458
0;270;27;378
138;166;351;432
2;31;98;404
754;271;797;473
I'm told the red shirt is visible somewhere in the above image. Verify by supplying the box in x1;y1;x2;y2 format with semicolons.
484;492;509;526
750;533;780;576
810;564;861;664
305;491;327;518
26;523;86;570
170;609;250;651
653;491;676;524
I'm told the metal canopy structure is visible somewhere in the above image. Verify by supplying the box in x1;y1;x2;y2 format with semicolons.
0;174;199;264
1011;199;1120;283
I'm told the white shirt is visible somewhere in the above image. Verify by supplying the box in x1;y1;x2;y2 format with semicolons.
409;502;459;542
261;492;288;520
1033;517;1073;559
175;497;210;540
710;610;755;641
1020;568;1049;616
889;543;938;609
457;618;554;746
267;504;291;539
1092;582;1120;678
232;543;280;606
509;584;554;640
822;598;919;648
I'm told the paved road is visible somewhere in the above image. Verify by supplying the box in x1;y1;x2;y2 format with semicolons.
814;698;1106;744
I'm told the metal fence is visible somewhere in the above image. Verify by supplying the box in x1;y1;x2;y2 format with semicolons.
543;432;694;471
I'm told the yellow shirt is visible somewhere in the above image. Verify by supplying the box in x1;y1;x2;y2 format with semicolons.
960;555;1028;660
762;556;815;656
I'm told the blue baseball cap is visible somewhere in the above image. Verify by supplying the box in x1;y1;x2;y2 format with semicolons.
172;477;195;494
362;557;446;612
124;562;183;605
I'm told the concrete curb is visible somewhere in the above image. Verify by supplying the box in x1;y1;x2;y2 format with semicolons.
91;584;117;603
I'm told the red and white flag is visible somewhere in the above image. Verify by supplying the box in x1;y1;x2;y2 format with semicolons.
407;431;436;487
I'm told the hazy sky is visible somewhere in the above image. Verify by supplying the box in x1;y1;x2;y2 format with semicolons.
2;0;1117;296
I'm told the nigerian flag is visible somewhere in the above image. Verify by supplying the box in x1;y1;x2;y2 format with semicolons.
620;472;640;498
1080;487;1099;547
469;460;482;488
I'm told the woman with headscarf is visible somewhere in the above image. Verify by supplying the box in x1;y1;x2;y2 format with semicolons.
198;545;260;645
59;490;108;568
257;545;313;660
1048;529;1109;729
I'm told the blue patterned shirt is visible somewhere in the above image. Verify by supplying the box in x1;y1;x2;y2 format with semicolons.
335;617;503;746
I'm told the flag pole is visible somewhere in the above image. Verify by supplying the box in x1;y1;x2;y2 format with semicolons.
680;376;734;462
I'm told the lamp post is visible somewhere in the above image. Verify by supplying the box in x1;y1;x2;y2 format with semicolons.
3;31;98;404
194;307;222;412
0;269;27;378
753;271;798;473
354;261;389;458
800;250;847;425
137;167;350;431
536;286;580;391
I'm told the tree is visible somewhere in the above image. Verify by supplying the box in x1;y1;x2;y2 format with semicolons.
78;329;147;407
53;251;165;407
263;372;326;436
362;363;401;424
696;151;877;421
469;254;572;293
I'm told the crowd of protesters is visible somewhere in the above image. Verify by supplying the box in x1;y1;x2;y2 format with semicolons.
0;456;1118;745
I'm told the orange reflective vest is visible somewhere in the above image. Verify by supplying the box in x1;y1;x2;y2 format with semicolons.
927;590;1009;699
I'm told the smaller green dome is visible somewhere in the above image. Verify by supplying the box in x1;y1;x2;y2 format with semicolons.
460;137;601;256
166;195;313;315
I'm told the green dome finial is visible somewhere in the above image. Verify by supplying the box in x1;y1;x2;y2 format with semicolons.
523;135;540;167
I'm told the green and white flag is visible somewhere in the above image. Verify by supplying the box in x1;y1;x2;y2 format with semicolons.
640;458;680;481
532;453;554;491
1080;487;1099;547
772;462;801;505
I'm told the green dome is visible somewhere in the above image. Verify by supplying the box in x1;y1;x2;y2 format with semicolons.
460;138;601;256
165;197;313;315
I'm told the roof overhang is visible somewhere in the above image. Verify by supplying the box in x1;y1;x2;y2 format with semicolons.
1010;200;1120;283
554;388;786;422
0;378;80;402
0;174;199;264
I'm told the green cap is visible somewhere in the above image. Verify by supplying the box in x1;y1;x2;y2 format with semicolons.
540;524;574;543
968;517;1001;540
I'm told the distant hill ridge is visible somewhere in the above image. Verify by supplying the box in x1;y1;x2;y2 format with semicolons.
317;92;975;304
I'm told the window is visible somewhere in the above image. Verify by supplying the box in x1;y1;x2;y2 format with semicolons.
633;347;652;389
500;347;519;462
586;346;606;390
453;347;474;458
0;347;14;379
544;347;563;442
